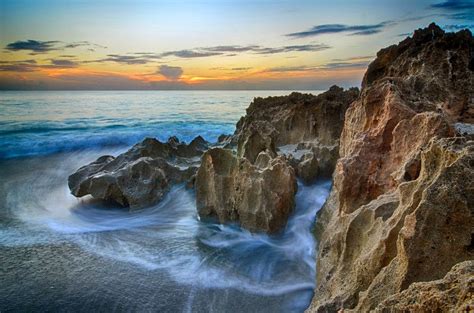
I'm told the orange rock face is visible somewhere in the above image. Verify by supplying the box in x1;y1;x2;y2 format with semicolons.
308;24;474;311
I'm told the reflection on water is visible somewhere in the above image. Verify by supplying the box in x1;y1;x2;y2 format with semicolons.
0;149;330;312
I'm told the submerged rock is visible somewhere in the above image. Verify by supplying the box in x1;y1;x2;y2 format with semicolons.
308;24;474;312
68;136;208;209
195;148;296;233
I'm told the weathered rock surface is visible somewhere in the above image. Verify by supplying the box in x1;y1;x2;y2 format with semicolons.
375;261;474;312
235;86;359;182
308;24;474;312
68;136;208;209
196;148;296;233
195;87;357;232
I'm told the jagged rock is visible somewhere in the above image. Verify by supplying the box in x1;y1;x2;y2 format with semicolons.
68;136;208;208
308;24;474;312
195;148;297;233
195;87;356;233
235;87;358;180
374;261;474;312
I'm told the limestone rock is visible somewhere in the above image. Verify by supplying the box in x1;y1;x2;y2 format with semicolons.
195;148;297;233
68;136;208;208
374;261;474;312
235;86;358;180
308;24;474;312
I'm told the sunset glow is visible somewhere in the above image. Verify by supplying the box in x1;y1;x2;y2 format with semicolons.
1;0;472;89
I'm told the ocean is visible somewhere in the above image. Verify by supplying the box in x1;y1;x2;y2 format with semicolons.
0;90;330;312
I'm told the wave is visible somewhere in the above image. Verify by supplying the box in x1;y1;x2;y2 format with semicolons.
0;151;330;312
0;121;235;159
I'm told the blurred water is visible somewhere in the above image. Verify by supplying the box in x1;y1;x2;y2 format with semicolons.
0;90;328;313
0;90;319;159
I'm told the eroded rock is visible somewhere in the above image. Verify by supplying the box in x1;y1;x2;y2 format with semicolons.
235;87;358;181
195;148;297;233
68;136;208;209
308;24;474;312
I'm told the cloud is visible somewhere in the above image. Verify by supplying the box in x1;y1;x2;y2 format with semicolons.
429;0;474;21
264;65;315;73
204;45;260;52
87;43;331;66
442;23;474;30
0;58;80;72
5;40;60;53
95;54;154;64
231;67;252;71
50;59;78;67
5;39;107;54
263;55;373;73
286;21;394;38
431;0;474;10
158;65;183;80
161;50;221;58
63;41;107;49
254;44;331;54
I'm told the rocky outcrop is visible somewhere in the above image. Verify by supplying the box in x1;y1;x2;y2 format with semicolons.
235;87;359;183
308;24;474;311
375;261;474;312
68;136;208;209
196;148;296;233
195;87;357;233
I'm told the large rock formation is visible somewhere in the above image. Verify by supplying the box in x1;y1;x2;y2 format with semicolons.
68;136;208;209
375;261;474;312
195;87;358;233
308;24;474;311
196;149;297;233
236;87;359;183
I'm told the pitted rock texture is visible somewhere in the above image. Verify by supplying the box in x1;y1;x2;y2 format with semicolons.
195;86;357;233
308;24;474;312
195;148;297;233
375;261;474;312
68;136;208;209
235;87;358;181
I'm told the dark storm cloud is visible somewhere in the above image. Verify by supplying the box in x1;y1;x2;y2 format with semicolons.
286;21;394;38
158;65;183;80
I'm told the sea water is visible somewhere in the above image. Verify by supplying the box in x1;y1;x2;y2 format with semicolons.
0;90;330;312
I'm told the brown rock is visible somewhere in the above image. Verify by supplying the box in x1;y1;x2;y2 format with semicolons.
195;148;297;233
68;136;207;209
308;24;474;312
375;261;474;312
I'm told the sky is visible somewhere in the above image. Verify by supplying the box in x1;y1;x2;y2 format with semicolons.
0;0;473;90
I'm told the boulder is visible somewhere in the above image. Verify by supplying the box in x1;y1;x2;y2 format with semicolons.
68;136;208;209
195;148;297;233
